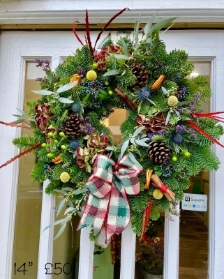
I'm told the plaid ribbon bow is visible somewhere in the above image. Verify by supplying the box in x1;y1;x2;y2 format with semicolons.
77;153;143;241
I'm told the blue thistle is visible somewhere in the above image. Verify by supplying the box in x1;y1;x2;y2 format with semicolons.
70;140;80;150
172;131;183;144
139;88;150;100
72;102;82;113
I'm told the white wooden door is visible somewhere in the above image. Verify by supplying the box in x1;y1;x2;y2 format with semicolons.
0;30;224;279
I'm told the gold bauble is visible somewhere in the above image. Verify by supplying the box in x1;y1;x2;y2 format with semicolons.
167;95;178;107
153;189;163;200
60;172;70;183
86;70;97;81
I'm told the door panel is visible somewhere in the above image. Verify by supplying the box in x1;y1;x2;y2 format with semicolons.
0;30;224;279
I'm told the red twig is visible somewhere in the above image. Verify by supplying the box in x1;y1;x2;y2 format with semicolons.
0;142;42;169
72;21;84;46
94;8;129;49
85;10;94;55
0;121;31;129
192;111;224;123
186;120;224;148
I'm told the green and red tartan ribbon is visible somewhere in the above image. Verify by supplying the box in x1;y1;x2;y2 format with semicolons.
77;153;143;241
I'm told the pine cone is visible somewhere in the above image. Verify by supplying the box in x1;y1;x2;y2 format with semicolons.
147;141;171;164
129;62;148;88
64;114;83;138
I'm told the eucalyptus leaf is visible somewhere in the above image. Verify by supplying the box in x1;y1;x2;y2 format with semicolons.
73;188;88;195
12;114;25;118
15;108;27;117
54;189;67;195
175;110;181;118
42;218;67;232
103;69;120;77
145;38;152;45
173;143;180;154
130;138;136;145
119;37;129;57
32;89;53;95
58;97;74;104
97;32;111;49
161;86;169;95
113;53;129;60
121;70;126;76
54;222;67;240
147;17;176;38
135;139;149;147
165;110;171;125
134;14;141;47
62;187;74;192
119;139;130;159
106;146;114;151
56;199;66;217
57;81;77;94
67;200;74;208
10;119;24;124
133;126;145;137
144;14;156;37
64;206;75;215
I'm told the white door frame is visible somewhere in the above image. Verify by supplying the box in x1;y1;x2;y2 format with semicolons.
0;30;224;279
0;1;224;25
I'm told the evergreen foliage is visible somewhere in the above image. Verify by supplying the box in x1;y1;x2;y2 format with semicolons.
4;11;224;240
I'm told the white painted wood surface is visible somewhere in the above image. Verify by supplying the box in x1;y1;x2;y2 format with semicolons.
0;1;224;24
163;205;180;279
78;227;95;279
1;29;224;279
120;224;136;279
37;181;55;279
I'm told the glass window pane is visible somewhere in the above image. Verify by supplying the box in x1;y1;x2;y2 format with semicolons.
135;218;164;279
52;196;80;279
179;62;210;279
12;61;47;279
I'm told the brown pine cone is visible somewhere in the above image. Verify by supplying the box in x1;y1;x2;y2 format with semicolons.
64;114;82;138
147;141;172;164
129;62;148;88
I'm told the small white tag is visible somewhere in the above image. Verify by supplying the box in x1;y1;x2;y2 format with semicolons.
182;193;207;212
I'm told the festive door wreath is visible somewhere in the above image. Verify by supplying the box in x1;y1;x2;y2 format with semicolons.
1;8;224;241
